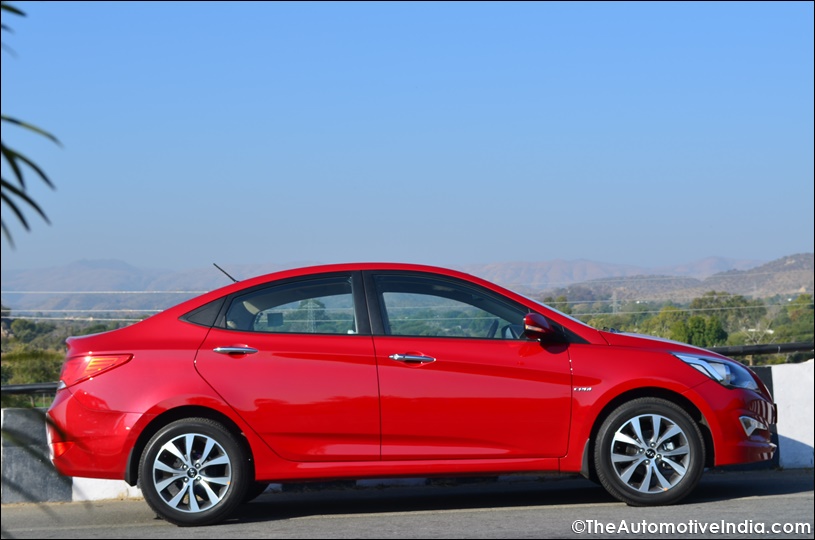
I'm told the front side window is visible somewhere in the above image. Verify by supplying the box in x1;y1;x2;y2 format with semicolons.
373;274;527;339
224;275;357;334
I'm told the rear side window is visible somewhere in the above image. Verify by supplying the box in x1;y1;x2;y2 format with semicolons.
224;276;358;335
182;297;226;327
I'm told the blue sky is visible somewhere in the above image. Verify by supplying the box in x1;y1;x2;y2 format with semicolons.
2;1;813;272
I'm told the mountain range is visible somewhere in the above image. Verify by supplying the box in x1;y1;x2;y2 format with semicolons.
1;254;812;315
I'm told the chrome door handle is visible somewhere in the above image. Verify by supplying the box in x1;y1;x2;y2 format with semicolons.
213;346;259;355
388;353;436;364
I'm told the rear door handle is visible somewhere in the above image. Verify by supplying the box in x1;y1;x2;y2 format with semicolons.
388;353;436;364
213;346;259;355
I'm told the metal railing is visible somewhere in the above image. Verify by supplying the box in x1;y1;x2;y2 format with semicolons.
2;382;59;395
708;341;814;356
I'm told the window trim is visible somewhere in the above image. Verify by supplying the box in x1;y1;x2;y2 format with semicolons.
212;271;371;335
362;270;530;338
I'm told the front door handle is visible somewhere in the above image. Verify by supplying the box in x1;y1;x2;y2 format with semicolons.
213;346;259;355
388;353;436;364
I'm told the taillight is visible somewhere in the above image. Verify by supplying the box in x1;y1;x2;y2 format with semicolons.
59;353;133;388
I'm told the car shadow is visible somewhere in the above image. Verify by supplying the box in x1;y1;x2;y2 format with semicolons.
227;469;814;525
688;468;814;503
230;475;614;524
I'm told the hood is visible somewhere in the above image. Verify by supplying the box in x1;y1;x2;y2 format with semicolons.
599;330;729;360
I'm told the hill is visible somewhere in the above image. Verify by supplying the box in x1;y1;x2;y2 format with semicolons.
538;253;814;302
1;254;811;317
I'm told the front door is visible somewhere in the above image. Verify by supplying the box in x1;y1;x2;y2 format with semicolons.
367;272;572;460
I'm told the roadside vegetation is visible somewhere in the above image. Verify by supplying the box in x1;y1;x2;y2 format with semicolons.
539;291;813;365
1;291;811;401
0;315;125;406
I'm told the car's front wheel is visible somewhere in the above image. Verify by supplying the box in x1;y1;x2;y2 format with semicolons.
139;418;250;526
594;398;704;506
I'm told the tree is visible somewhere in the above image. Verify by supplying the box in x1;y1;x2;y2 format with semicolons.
771;295;814;362
543;295;572;314
669;315;728;348
1;1;61;246
689;291;766;339
8;318;53;343
638;305;687;338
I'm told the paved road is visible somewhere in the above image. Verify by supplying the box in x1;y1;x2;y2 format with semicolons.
2;469;813;539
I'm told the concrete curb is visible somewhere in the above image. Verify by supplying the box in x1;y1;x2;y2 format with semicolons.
2;360;812;504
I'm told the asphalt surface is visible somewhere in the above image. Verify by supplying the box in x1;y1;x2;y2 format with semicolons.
1;469;813;539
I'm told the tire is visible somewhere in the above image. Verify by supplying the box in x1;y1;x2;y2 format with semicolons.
138;418;250;526
594;398;704;506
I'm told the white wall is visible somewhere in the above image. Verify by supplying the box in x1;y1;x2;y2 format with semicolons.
772;359;814;468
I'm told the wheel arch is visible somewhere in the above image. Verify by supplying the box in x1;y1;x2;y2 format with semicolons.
124;405;255;486
580;387;715;481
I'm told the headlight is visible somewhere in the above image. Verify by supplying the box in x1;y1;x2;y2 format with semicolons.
674;354;759;391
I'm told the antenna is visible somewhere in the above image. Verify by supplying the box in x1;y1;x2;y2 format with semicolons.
213;263;238;283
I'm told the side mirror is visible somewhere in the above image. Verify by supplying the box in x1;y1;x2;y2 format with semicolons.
522;313;555;341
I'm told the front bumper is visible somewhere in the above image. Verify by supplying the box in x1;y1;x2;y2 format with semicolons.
687;381;777;467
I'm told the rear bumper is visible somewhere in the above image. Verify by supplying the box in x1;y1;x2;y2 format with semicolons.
46;387;143;480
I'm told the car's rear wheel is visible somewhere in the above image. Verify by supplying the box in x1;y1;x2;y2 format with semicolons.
139;418;250;526
594;398;704;506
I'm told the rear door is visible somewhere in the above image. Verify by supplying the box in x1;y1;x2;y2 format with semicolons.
195;272;381;462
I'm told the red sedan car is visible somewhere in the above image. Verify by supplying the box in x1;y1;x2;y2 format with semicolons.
47;263;776;526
